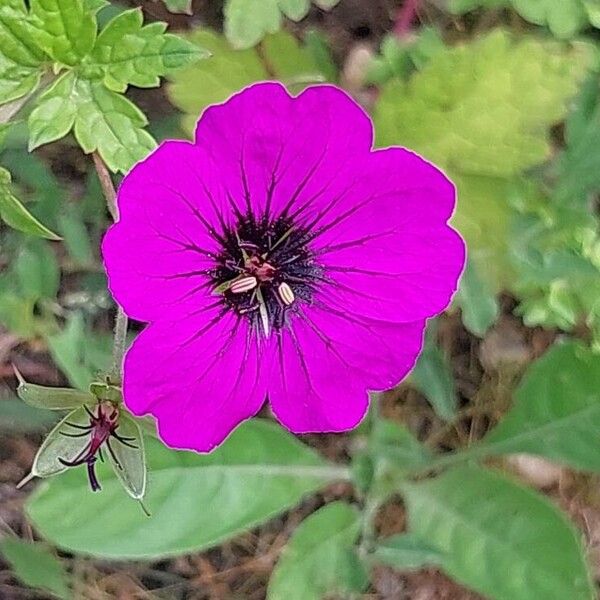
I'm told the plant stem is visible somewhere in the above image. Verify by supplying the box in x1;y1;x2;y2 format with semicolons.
92;152;128;382
92;152;119;221
394;0;421;39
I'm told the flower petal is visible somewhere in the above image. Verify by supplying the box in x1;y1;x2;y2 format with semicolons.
102;141;232;322
310;148;465;322
193;82;373;219
268;309;425;433
123;306;272;452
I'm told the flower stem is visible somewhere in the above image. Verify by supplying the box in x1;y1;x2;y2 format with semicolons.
92;152;128;382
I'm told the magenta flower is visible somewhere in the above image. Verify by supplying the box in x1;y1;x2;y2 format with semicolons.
102;82;465;452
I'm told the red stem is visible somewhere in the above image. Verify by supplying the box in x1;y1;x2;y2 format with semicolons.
394;0;421;39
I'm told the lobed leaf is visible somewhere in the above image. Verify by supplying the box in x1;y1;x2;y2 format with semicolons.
73;78;156;173
402;466;594;600
27;419;341;558
29;0;97;65
374;30;589;290
89;8;208;93
28;71;78;150
168;29;325;135
223;0;341;49
267;501;368;600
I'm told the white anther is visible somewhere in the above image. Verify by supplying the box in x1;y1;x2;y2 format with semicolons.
230;276;258;294
278;282;295;306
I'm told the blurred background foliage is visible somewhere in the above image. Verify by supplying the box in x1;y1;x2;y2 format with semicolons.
2;0;600;599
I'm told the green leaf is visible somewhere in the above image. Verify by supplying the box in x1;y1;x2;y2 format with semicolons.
0;1;46;68
27;419;342;558
28;71;78;150
15;240;60;300
267;502;368;600
478;341;600;472
0;61;42;106
304;29;337;82
278;0;310;21
512;0;588;38
57;211;94;265
109;412;146;500
0;398;58;432
556;76;600;203
224;0;281;50
73;78;156;173
0;539;70;600
223;0;340;49
411;326;456;421
168;29;324;135
371;533;444;571
373;31;589;290
90;9;208;93
0;166;61;239
28;406;91;479
369;419;432;470
45;313;111;390
402;466;594;600
15;368;95;410
29;0;97;65
455;258;499;336
157;0;193;14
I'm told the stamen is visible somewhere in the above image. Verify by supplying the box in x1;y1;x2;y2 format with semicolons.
230;276;258;294
256;287;270;338
278;282;295;306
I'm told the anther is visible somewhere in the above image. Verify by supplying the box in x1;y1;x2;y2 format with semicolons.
278;282;295;306
230;276;258;294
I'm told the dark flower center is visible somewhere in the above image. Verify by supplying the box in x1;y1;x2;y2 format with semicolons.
212;214;324;336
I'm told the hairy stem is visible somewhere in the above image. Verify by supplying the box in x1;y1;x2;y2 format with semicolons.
92;152;128;382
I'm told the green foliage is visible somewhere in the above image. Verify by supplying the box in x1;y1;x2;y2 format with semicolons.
0;166;60;239
29;0;98;66
45;313;112;390
402;466;594;600
26;420;343;558
157;0;193;14
267;502;368;600
223;0;341;49
455;258;499;336
89;9;208;92
371;533;444;571
410;325;457;421
374;31;589;290
168;29;326;135
449;0;596;39
479;342;600;471
0;398;58;432
509;76;600;341
0;539;70;599
367;28;446;85
0;2;206;173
